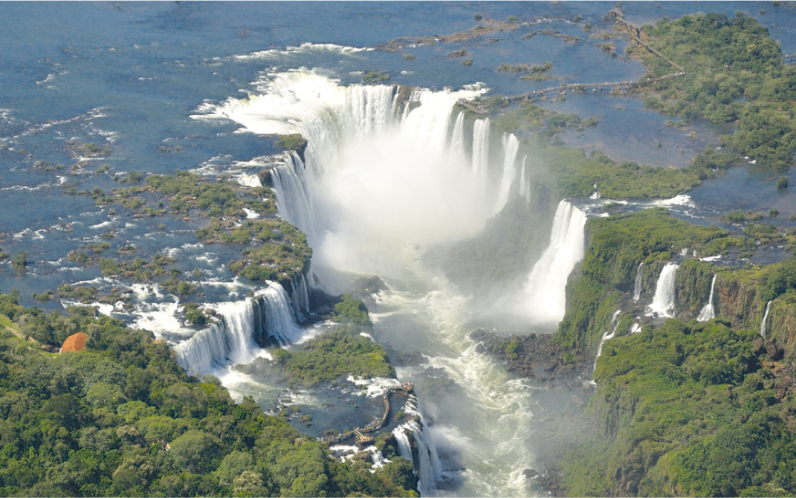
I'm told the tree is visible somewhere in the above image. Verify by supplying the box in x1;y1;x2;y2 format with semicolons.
777;176;789;189
167;430;220;473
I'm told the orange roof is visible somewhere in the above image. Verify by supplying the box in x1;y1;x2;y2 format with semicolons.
60;332;88;353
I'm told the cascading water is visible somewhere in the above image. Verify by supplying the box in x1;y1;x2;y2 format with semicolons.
472;118;490;181
761;300;772;337
633;262;644;302
270;152;318;245
647;263;678;318
174;281;301;375
517;156;531;207
450;111;467;164
696;275;717;322
594;310;622;372
523;200;587;323
200;69;554;496
290;274;312;323
493;133;519;214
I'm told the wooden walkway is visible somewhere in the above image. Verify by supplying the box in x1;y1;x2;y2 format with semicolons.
322;384;414;445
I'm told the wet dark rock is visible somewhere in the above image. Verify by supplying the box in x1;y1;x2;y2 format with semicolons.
753;336;766;355
352;275;388;295
522;468;539;479
765;338;785;361
469;330;591;385
391;350;429;367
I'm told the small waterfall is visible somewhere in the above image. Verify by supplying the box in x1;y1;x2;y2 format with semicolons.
450;111;466;163
633;262;644;302
595;311;622;360
175;282;302;375
493;133;519;214
647;263;678;318
175;299;263;376
517;156;531;207
472;118;490;180
254;282;304;346
524;200;588;323
593;310;622;376
392;425;413;461
270;152;317;245
391;395;441;495
696;275;717;322
290;274;312;323
760;300;772;337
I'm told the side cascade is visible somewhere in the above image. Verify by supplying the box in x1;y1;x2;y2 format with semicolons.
517;156;531;207
523;200;588;323
290;273;312;323
270;152;318;245
761;300;773;338
471;118;490;181
647;263;679;318
493;133;519;214
696;274;717;322
593;310;623;375
633;262;644;302
175;281;302;375
391;395;442;496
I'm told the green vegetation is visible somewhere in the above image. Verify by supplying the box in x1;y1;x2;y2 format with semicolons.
447;49;469;58
461;58;472;66
183;303;210;326
271;327;394;387
331;294;372;327
778;176;790;189
527;137;704;199
0;291;416;497
362;71;390;84
498;61;557;81
556;209;729;352
275;134;308;159
11;252;27;274
558;319;796;496
638;13;796;171
112;171;307;287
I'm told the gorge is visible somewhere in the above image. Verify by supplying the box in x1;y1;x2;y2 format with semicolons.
1;2;796;497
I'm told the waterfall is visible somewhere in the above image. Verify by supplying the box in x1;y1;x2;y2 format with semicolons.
472;118;490;180
253;282;304;346
493;133;519;214
647;263;678;318
633;262;644;302
760;300;772;337
523;200;587;323
593;310;622;374
175;282;302;375
290;273;312;323
518;156;531;207
450;111;466;163
696;275;717;322
394;419;441;496
392;425;413;461
270;152;317;245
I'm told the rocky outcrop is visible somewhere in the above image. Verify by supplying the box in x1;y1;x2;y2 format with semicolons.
470;329;590;385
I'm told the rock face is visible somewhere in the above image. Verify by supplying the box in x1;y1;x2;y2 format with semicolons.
470;329;589;384
714;278;762;330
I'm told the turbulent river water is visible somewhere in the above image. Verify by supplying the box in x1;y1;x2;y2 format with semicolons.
3;2;796;496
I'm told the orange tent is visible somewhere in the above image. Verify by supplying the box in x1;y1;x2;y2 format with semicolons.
60;332;88;353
